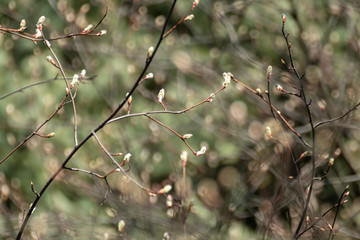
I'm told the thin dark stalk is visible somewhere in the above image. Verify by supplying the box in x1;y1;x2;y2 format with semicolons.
15;1;177;238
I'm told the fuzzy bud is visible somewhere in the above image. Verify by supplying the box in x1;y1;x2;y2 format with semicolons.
19;19;26;31
46;132;56;138
126;92;132;105
196;146;207;156
163;232;170;240
166;195;173;208
256;88;262;96
328;158;334;166
147;46;154;59
70;74;79;89
36;16;46;27
158;88;165;103
208;93;215;102
158;185;172;195
181;151;188;162
275;83;283;91
266;126;272;138
123;153;131;163
192;0;200;8
82;24;93;33
267;65;272;77
80;69;86;78
46;56;56;66
185;14;194;21
118;220;125;233
33;28;42;38
182;134;193;139
145;73;154;79
96;30;107;36
282;13;286;23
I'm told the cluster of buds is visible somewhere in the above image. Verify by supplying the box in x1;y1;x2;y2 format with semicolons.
158;88;165;103
196;146;207;156
185;14;194;21
157;184;172;195
18;19;26;32
82;24;93;34
222;72;233;87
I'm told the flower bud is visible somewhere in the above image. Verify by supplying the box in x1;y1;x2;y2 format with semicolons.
70;74;79;89
118;220;125;233
36;16;46;27
256;88;262;96
123;153;131;163
192;0;200;8
33;28;42;38
275;83;283;91
46;56;56;66
19;19;26;31
182;134;193;139
147;46;154;59
196;146;207;156
47;132;56;138
222;72;231;87
282;13;286;23
158;88;165;103
266;126;272;138
145;73;154;79
80;69;86;78
158;185;172;194
267;65;272;77
185;14;194;21
96;30;107;36
180;151;188;162
166;195;173;208
328;158;334;166
82;24;93;33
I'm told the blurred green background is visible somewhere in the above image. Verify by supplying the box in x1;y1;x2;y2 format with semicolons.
1;0;360;239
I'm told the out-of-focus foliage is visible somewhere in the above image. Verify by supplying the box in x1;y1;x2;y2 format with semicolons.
1;0;360;239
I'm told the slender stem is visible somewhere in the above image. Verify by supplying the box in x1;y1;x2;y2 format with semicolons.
15;2;178;238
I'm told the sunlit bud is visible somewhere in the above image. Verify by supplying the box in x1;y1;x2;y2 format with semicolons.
36;16;46;27
344;191;350;198
65;87;70;94
46;132;56;138
182;134;193;139
266;126;272;138
281;59;286;65
222;72;231;87
163;232;170;240
328;158;334;166
282;13;286;23
158;88;165;103
96;30;107;36
180;151;188;162
208;93;215;102
70;74;79;89
123;153;131;163
185;14;194;21
158;185;172;194
34;28;42;38
145;73;154;79
147;46;154;59
196;146;207;156
267;65;272;77
305;216;310;224
82;24;93;33
118;220;125;233
46;56;56;66
192;0;200;8
19;19;26;31
256;88;262;96
275;83;283;91
166;195;173;208
80;69;86;78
